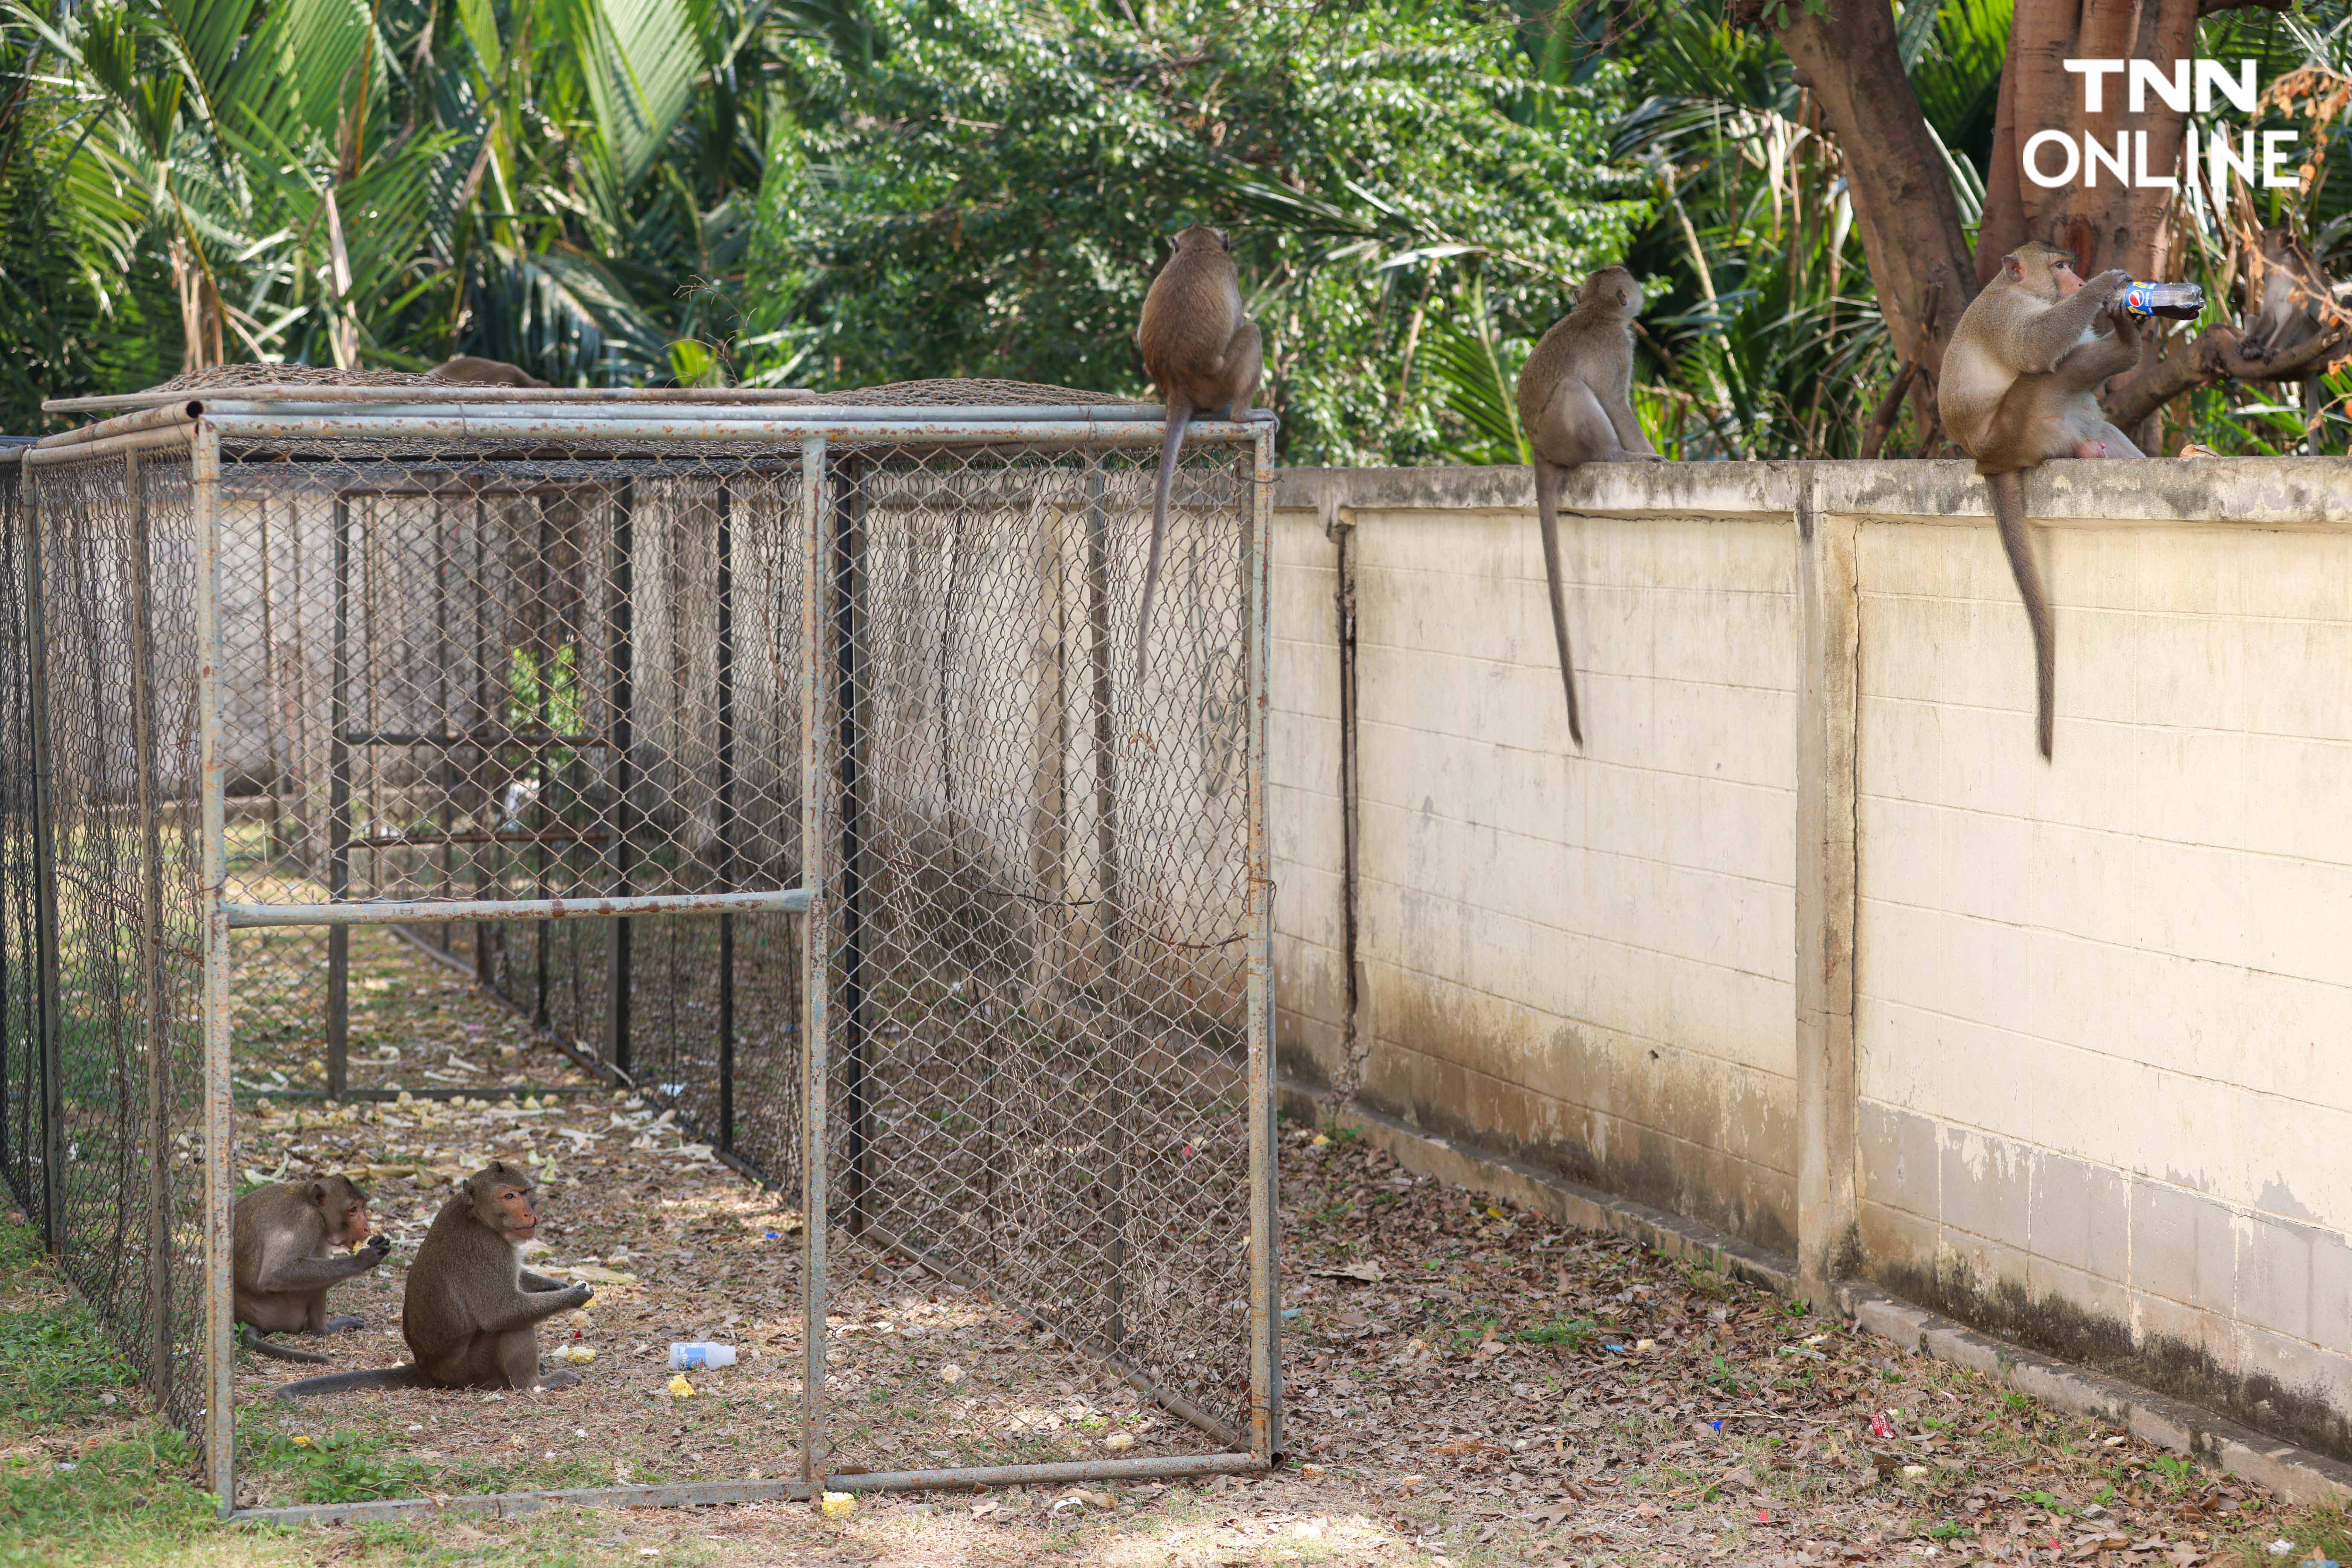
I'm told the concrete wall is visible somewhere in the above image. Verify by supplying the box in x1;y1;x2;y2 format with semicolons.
1269;457;2352;1459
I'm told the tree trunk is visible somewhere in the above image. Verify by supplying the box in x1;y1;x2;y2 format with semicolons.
1977;0;2199;286
1769;0;1977;396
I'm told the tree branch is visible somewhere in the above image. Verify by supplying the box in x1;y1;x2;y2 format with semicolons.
2102;322;2350;430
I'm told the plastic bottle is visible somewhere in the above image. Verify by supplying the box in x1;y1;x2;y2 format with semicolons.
669;1342;737;1370
2121;282;2204;321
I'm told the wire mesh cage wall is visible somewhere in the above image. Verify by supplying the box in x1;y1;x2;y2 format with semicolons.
0;389;1277;1518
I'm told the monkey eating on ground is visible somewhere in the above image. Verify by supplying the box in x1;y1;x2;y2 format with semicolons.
430;355;548;388
1135;222;1263;671
1515;266;1664;747
2239;225;2331;364
1939;240;2143;761
273;1161;593;1399
233;1174;391;1363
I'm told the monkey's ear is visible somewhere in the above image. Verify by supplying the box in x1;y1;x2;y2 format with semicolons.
1617;288;1630;307
306;1180;328;1207
1220;231;1231;252
2004;256;2025;283
487;1159;511;1177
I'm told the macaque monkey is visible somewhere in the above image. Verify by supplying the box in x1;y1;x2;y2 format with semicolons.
432;355;548;388
274;1161;592;1399
233;1175;390;1363
1939;241;2143;760
1515;266;1663;747
1135;223;1263;670
2240;226;2330;364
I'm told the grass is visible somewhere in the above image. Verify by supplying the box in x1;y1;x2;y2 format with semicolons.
0;1216;224;1567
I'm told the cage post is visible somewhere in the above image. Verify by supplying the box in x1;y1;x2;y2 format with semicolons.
832;452;869;1234
126;448;173;1405
193;424;237;1514
606;482;636;1077
714;479;737;1156
326;497;352;1099
1243;422;1280;1465
21;475;62;1252
797;435;831;1483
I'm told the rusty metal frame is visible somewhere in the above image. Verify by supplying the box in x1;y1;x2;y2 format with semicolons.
35;396;1277;1519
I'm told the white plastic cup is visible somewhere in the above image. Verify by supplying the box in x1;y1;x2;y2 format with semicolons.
669;1342;736;1370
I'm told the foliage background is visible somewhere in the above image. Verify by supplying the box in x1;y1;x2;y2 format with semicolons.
3;0;2346;455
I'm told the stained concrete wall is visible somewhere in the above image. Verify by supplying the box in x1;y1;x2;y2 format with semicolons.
1269;457;2352;1459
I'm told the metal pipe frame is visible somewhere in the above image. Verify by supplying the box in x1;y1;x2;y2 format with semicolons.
27;400;202;449
60;407;1279;1520
23;425;206;468
193;424;236;1516
797;433;832;1484
228;1451;1266;1528
1244;420;1282;1466
195;413;1262;447
224;889;811;927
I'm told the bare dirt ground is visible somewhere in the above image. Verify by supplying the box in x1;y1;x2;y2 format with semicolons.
209;927;2350;1565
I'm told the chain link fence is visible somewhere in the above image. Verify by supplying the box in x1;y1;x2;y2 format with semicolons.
1;387;1274;1514
0;438;211;1441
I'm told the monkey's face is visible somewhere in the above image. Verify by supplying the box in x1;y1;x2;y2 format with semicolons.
467;1163;542;1241
2004;244;2081;300
310;1178;372;1248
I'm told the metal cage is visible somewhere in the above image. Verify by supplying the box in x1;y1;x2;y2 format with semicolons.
0;387;1277;1521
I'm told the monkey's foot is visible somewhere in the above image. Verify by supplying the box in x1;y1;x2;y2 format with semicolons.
2072;439;2112;459
320;1315;365;1334
533;1368;584;1390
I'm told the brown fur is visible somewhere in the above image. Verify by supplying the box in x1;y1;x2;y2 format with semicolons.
1937;241;2144;759
1135;223;1263;670
2240;226;2330;364
272;1161;591;1399
1514;266;1663;747
431;355;548;388
233;1175;386;1363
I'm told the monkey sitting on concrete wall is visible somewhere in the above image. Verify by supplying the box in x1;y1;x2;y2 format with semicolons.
2239;225;2332;364
1939;240;2143;761
1136;222;1263;671
1515;266;1664;748
233;1174;390;1363
272;1161;592;1398
431;355;549;388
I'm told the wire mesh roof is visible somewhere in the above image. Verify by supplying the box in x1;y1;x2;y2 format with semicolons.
145;367;1139;405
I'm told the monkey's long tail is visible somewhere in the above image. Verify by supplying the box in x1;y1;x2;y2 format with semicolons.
240;1324;329;1365
272;1364;421;1401
1987;470;2055;760
1136;395;1194;681
1534;458;1585;748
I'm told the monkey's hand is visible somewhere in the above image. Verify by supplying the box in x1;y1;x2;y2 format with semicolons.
2087;268;2132;299
561;1282;595;1308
